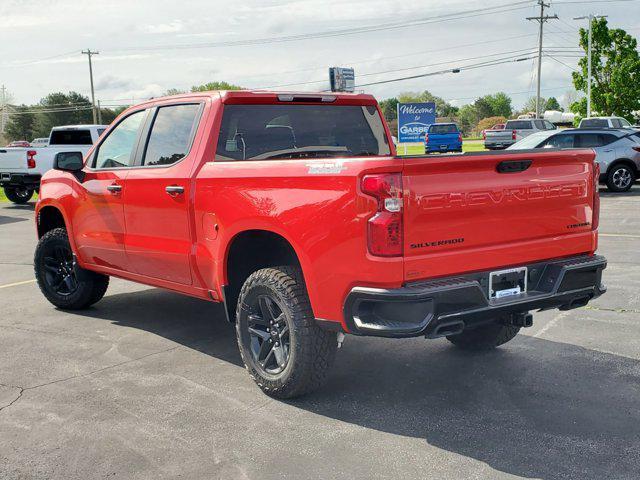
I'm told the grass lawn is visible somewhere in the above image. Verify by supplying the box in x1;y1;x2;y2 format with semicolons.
462;142;487;153
0;188;7;202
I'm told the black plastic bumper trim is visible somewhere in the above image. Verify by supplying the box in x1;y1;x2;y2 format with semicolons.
343;255;607;338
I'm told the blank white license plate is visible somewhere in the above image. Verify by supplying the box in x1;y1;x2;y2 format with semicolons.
489;267;527;299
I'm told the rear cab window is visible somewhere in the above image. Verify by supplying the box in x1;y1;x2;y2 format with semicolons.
580;119;608;128
429;124;459;134
506;120;533;130
49;129;93;145
215;104;390;161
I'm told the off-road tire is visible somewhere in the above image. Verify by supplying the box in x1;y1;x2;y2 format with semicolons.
235;266;337;399
34;228;109;310
606;164;635;192
4;186;34;204
446;321;520;351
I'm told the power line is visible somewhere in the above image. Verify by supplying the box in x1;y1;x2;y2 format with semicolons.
107;2;537;53
354;55;539;88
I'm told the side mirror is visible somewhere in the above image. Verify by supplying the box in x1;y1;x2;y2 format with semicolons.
54;151;84;172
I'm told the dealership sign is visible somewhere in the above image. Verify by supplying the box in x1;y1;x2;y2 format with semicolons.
329;67;355;93
397;102;436;143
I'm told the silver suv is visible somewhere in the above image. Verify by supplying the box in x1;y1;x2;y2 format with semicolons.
508;128;640;192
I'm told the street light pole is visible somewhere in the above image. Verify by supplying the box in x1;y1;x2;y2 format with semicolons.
574;14;606;118
81;49;99;124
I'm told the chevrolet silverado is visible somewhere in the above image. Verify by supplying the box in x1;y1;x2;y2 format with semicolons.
33;91;606;398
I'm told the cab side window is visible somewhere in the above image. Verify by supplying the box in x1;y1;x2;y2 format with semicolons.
142;104;201;167
94;110;146;169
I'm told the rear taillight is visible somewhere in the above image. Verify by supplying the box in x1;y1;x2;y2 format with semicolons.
361;173;403;257
592;162;600;231
458;132;463;143
482;131;486;140
27;150;36;169
424;134;429;145
512;130;517;141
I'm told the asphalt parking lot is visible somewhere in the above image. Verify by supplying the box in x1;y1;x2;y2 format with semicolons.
0;189;639;480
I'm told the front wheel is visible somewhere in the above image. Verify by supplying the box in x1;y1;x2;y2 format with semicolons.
34;228;109;310
4;186;34;204
235;266;337;399
606;164;635;192
446;320;520;350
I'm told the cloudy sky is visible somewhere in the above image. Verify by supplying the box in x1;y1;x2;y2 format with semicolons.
1;0;639;109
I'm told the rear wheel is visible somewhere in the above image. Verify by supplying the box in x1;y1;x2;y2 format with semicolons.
235;266;337;398
4;186;34;204
446;320;520;351
34;228;109;310
606;164;635;192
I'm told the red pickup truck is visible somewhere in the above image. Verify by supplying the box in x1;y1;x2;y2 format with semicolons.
34;90;606;398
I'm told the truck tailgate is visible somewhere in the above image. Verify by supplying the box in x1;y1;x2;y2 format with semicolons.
0;149;27;172
402;150;597;282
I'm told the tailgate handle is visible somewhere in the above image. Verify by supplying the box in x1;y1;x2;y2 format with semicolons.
497;160;532;173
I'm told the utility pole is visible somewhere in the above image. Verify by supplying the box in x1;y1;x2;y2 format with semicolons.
81;49;99;124
0;84;6;135
527;1;558;118
574;14;607;118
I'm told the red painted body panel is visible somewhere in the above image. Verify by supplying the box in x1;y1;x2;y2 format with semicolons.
36;90;600;333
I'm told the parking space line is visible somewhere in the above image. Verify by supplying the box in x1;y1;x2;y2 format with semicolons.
0;279;36;289
600;233;640;239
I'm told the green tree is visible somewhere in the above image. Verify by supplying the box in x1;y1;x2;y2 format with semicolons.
457;104;478;136
572;18;640;118
191;81;242;92
520;96;546;115
378;97;398;122
164;88;186;96
545;97;562;111
396;90;457;118
486;92;513;118
33;92;93;137
4;105;36;141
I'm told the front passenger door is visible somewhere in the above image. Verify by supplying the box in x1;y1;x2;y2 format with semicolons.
72;109;147;270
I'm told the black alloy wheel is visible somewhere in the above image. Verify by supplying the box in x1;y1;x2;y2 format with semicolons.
246;295;291;375
42;244;78;296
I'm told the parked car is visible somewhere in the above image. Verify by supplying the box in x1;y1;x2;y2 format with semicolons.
424;123;462;153
579;116;634;129
34;90;606;398
6;140;30;148
30;137;49;147
484;118;556;150
508;128;640;192
0;124;106;204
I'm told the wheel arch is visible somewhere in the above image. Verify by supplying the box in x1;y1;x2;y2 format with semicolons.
36;205;67;238
607;158;638;175
222;229;306;323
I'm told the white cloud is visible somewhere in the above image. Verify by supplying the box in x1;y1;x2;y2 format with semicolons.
140;20;184;34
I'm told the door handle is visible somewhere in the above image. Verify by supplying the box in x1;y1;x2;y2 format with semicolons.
165;185;184;195
106;184;122;193
496;160;532;173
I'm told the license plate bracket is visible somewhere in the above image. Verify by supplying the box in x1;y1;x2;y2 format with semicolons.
489;267;527;299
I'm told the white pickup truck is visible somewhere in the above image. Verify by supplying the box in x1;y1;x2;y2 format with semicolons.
0;125;106;203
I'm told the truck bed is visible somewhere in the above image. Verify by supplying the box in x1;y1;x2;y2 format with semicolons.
401;149;597;282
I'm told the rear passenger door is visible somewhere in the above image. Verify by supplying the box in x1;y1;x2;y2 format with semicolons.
123;102;204;285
